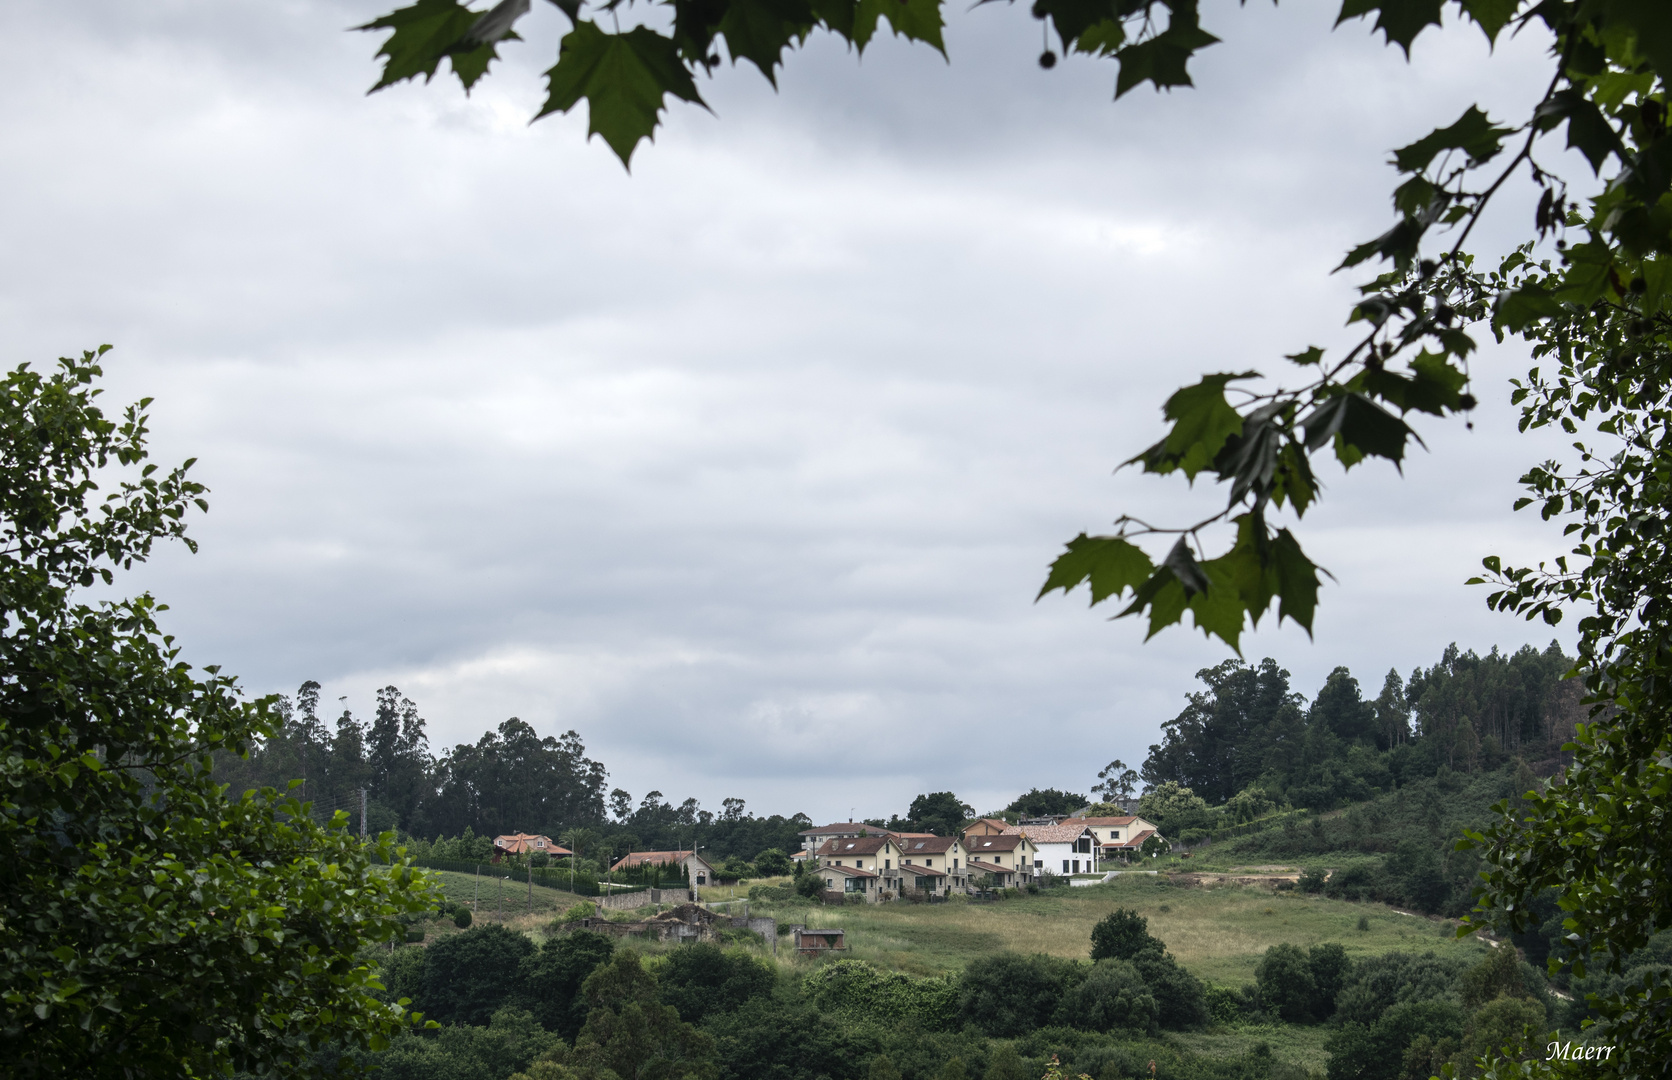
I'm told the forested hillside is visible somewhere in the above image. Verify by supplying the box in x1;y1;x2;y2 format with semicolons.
1138;642;1578;830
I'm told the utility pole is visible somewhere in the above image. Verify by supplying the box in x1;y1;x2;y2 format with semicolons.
497;872;503;922
527;861;532;913
359;788;367;840
474;863;480;914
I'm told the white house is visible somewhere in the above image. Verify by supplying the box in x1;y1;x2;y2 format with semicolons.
1004;821;1099;876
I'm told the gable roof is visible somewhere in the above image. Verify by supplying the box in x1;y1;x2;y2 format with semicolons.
967;859;1012;873
819;863;879;879
1003;822;1096;844
799;821;889;837
1077;816;1139;827
965;834;1026;853
899;836;958;854
817;836;892;857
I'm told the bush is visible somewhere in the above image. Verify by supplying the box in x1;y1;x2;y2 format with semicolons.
753;848;794;876
454;906;473;929
795;873;823;899
803;959;960;1030
1323;860;1378;901
515;930;615;1038
1324;998;1464;1080
1052;959;1156;1033
556;901;596;924
420;923;536;1026
959;954;1082;1036
1333;950;1469;1027
1308;943;1351;1020
1089;909;1161;962
1298;866;1327;893
1255;944;1316;1023
1132;950;1206;1029
659;943;776;1024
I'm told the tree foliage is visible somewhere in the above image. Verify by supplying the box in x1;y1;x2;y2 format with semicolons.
0;350;435;1078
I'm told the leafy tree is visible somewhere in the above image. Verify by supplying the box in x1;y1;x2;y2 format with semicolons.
1003;788;1087;818
379;1007;558;1080
751;847;792;876
905;792;974;837
1134;781;1215;838
515;930;615;1038
0;350;434;1079
1306;943;1351;1022
1324;999;1466;1080
571;951;716;1080
1052;958;1156;1033
1129;950;1206;1030
983;1044;1030;1080
1089;908;1161;963
1093;761;1139;803
958;954;1081;1037
420;922;536;1026
657;943;776;1024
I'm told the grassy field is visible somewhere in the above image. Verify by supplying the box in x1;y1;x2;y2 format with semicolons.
749;874;1492;986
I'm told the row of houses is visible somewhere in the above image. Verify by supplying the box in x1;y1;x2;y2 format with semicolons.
800;814;1162;902
492;833;721;887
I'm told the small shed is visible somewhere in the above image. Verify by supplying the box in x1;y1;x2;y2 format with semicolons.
793;928;846;954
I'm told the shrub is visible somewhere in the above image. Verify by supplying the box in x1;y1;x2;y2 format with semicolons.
515;930;615;1038
1308;943;1351;1021
1324;999;1464;1080
1089;909;1161;962
420;922;536;1026
1132;950;1206;1029
752;848;793;877
1323;860;1378;901
454;906;473;929
795;873;823;899
1298;866;1327;893
659;943;776;1024
804;959;960;1030
1052;959;1156;1033
1333;950;1469;1027
556;901;596;924
959;954;1082;1036
1255;944;1316;1023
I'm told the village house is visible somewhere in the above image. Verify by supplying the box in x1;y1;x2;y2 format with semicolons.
960;832;1035;887
493;833;571;857
961;817;1013;839
895;835;969;895
609;849;717;886
1003;821;1099;876
797;821;891;855
815;834;907;899
1077;815;1163;863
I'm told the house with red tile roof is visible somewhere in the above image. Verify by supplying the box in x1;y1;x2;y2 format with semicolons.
1001;821;1100;877
493;833;572;857
609;849;717;886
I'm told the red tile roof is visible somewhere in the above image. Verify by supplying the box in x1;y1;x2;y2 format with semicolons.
965;834;1026;853
816;836;891;857
897;836;958;854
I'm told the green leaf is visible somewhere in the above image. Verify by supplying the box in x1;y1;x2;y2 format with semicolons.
1271;528;1322;633
1358;350;1466;415
1533;90;1626;174
1114;2;1220;98
1335;0;1444;56
1302;392;1422;470
1160;536;1209;596
359;0;479;91
1493;283;1566;333
1391;105;1513;173
1127;372;1253;480
1033;0;1121;54
538;22;707;168
1459;0;1517;43
1286;346;1325;367
1037;533;1156;605
852;0;947;54
718;0;818;83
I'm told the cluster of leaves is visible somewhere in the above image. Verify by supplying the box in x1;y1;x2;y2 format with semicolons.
0;351;437;1078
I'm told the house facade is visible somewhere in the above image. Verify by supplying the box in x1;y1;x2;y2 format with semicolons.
1077;816;1162;863
1003;822;1098;876
815;835;908;899
960;832;1035;886
895;835;969;895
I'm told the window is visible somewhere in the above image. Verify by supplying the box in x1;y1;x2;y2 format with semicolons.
1062;860;1070;873
954;858;959;867
925;859;933;867
886;859;891;868
1072;859;1080;873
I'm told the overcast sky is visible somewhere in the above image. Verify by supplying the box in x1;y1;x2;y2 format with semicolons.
2;0;1583;824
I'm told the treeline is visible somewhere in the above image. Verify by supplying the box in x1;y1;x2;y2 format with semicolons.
326;900;1587;1080
1140;641;1580;825
212;681;810;862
